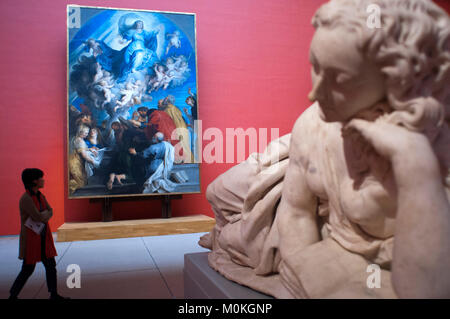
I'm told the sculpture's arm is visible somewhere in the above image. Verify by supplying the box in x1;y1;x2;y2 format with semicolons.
277;117;320;261
348;119;450;298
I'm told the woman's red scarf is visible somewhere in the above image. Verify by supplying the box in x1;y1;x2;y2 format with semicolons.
25;190;57;264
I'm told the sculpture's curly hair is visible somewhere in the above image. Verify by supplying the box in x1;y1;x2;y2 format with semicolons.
312;0;450;140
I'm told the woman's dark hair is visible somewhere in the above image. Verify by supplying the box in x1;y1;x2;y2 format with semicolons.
21;168;44;190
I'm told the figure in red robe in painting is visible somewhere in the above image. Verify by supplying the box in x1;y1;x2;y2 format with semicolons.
145;108;184;162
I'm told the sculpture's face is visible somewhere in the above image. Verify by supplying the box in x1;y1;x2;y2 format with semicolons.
309;26;385;122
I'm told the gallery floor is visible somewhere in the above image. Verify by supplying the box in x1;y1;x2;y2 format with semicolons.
0;232;209;299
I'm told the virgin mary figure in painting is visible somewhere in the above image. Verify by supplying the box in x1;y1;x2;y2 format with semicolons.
94;13;162;82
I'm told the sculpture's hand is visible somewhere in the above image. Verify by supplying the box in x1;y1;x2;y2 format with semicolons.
347;118;450;298
346;117;431;164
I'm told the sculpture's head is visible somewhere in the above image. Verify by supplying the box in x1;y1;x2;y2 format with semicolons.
310;0;449;139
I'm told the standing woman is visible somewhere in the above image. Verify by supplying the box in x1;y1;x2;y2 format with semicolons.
9;168;67;299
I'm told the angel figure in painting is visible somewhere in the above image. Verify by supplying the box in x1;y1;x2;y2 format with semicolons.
84;39;103;57
200;0;450;299
166;30;181;55
149;64;167;92
114;81;139;112
95;80;115;108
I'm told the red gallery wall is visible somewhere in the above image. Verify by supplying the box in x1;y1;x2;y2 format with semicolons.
0;0;448;236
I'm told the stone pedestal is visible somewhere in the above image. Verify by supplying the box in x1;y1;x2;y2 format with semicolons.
184;252;273;299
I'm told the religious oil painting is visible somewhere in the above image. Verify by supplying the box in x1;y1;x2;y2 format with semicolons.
67;5;200;198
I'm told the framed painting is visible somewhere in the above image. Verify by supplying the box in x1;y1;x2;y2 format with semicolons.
67;5;200;198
